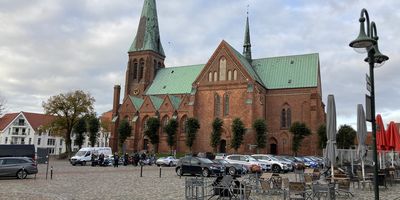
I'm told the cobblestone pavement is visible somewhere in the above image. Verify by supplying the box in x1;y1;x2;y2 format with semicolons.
0;160;399;200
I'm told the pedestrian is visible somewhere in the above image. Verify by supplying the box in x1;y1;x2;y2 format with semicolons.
113;152;119;168
99;153;105;166
124;153;129;166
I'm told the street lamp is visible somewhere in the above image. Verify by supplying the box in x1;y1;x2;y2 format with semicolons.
349;8;389;200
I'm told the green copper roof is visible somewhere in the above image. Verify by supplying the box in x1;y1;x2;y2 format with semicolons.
252;53;319;89
225;42;262;84
145;64;205;95
129;96;144;110
129;0;164;56
168;95;182;110
149;95;163;110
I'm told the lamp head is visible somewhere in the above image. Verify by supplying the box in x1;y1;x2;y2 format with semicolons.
364;43;389;68
349;17;376;49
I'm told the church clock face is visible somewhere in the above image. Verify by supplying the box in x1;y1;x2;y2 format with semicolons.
133;88;140;95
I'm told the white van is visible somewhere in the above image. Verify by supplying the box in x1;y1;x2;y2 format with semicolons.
70;147;112;166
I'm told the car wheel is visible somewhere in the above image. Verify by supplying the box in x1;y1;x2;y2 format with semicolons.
17;169;27;179
72;163;76;166
202;168;210;177
176;167;183;176
169;162;173;167
228;167;236;175
272;165;281;173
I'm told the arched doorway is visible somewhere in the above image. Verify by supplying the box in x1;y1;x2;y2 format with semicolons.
269;137;278;155
219;140;226;153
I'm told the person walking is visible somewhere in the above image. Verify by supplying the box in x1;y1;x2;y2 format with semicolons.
124;153;129;166
113;152;119;168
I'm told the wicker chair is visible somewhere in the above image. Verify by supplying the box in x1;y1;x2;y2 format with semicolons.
336;179;353;198
288;182;308;200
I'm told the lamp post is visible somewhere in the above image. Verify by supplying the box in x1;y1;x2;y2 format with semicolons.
349;8;389;200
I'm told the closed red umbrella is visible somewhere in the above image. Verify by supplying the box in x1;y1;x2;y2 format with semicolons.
376;114;387;151
386;122;400;151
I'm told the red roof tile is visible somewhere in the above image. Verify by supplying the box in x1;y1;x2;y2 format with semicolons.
0;112;56;131
0;113;18;131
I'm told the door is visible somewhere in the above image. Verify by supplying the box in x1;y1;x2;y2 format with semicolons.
0;159;19;176
190;157;202;175
270;144;277;155
219;140;226;153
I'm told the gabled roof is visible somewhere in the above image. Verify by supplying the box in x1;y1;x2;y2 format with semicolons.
168;95;182;110
0;112;56;131
252;53;319;89
129;96;145;110
145;64;204;95
149;96;164;110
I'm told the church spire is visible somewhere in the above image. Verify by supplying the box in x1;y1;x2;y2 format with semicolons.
243;15;252;62
129;0;164;56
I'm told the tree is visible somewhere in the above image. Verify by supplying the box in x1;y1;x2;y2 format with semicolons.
165;119;178;154
144;117;160;153
231;118;246;153
317;124;327;150
0;95;6;116
210;118;223;153
42;90;95;156
88;115;100;147
185;118;200;153
73;118;86;149
337;124;356;149
118;119;132;153
253;119;267;153
289;122;311;156
100;114;112;147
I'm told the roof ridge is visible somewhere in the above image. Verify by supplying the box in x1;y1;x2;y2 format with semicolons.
252;53;319;61
162;63;205;69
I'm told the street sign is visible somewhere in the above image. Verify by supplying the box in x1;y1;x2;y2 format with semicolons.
366;95;372;122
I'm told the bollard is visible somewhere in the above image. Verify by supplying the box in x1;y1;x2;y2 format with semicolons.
50;166;53;180
45;155;49;180
159;166;162;178
140;165;143;177
22;167;25;179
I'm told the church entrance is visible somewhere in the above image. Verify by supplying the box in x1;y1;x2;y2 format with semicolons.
270;144;277;155
219;140;226;153
269;137;278;155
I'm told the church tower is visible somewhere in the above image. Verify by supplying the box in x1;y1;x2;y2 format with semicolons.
125;0;165;98
243;15;252;62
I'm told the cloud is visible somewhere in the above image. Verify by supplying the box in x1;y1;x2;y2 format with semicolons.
0;0;399;131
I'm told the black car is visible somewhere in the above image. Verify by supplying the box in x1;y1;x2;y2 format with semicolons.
175;156;225;177
213;159;247;176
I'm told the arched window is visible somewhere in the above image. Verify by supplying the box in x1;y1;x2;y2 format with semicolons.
219;57;226;81
180;115;188;134
139;58;144;80
208;72;213;82
280;105;292;129
213;71;218;82
161;115;169;134
133;59;138;80
228;70;232;81
224;93;229;116
233;70;237;80
214;93;220;117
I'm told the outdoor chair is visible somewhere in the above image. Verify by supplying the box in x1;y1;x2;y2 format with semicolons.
288;182;309;200
303;174;314;189
232;180;252;200
312;182;335;200
259;179;273;195
335;179;353;199
210;175;235;199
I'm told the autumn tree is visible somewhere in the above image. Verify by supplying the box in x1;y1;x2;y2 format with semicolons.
88;115;100;147
186;118;200;153
337;124;356;149
164;119;178;154
118;119;132;153
253;119;267;153
42;90;95;156
100;114;111;146
210;118;223;153
145;117;160;153
73;118;86;149
289;122;311;156
231;118;246;153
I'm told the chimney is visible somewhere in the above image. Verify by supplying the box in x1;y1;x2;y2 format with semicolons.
113;85;121;116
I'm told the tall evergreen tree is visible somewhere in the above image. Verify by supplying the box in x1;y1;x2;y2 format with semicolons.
87;115;100;147
144;117;160;153
231;118;246;153
165;119;178;154
185;118;200;153
118;119;132;153
289;121;311;156
73;117;86;149
210;118;223;153
253;119;267;153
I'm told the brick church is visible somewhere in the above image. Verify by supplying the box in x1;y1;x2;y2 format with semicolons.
110;0;326;155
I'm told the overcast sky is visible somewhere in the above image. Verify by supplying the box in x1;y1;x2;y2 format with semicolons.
1;0;399;130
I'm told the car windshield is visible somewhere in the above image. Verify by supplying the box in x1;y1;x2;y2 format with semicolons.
269;156;280;161
75;151;87;157
215;160;228;164
197;158;213;164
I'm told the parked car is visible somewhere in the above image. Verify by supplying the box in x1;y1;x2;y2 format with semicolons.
297;156;319;168
175;156;224;177
156;156;178;167
70;147;112;166
275;156;296;172
215;153;227;160
306;156;324;168
224;155;270;172
0;157;38;179
252;154;291;173
213;159;247;176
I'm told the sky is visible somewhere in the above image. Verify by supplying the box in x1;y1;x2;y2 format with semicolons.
0;0;399;130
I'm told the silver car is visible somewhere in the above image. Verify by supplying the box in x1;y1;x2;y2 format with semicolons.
0;157;38;179
156;156;178;167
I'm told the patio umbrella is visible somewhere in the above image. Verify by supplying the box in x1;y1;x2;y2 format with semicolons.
325;95;337;180
356;104;367;181
376;114;387;168
386;121;400;167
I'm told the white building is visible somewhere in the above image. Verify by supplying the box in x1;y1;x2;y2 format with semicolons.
0;111;110;155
